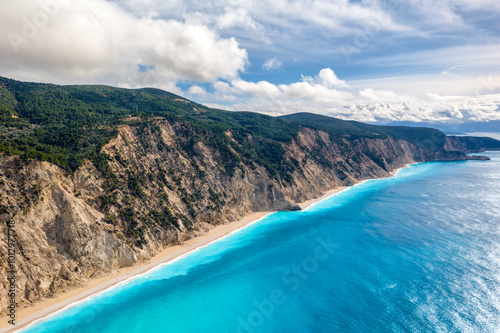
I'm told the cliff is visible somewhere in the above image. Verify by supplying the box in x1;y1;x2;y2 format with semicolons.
444;136;500;153
0;118;488;314
0;78;497;315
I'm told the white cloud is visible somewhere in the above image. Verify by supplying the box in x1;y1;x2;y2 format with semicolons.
406;0;500;24
359;89;401;103
114;0;408;54
230;79;282;98
0;0;248;87
349;71;500;98
187;85;207;96
321;92;500;124
229;68;351;102
196;68;354;114
262;58;282;71
338;91;500;123
314;68;349;89
194;69;500;124
216;8;260;31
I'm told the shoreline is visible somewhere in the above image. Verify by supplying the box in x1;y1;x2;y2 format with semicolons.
0;163;411;332
390;163;411;177
1;212;272;333
298;163;411;211
298;183;363;211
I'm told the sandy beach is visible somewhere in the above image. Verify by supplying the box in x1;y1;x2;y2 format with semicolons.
298;164;411;211
0;165;411;332
0;211;272;332
298;186;351;210
390;163;411;177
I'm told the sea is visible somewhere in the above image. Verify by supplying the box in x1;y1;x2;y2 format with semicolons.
22;152;500;333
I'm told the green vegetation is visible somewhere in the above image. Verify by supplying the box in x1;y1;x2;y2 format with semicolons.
3;76;498;248
0;76;299;180
2;76;495;185
447;136;500;151
279;112;447;151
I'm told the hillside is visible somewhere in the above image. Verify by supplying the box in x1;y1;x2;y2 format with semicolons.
280;112;446;150
0;77;302;177
0;77;498;314
280;112;500;153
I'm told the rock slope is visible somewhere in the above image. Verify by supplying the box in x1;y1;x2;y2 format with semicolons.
0;118;489;314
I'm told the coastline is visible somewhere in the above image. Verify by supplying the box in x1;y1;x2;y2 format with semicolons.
298;163;411;211
298;184;361;211
390;163;411;177
1;212;272;333
0;163;411;332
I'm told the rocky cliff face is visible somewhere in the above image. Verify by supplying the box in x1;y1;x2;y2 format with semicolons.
0;119;480;314
445;136;500;154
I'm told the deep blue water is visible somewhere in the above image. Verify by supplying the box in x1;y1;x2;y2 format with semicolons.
24;152;500;333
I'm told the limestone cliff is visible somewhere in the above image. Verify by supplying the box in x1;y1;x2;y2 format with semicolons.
0;119;488;314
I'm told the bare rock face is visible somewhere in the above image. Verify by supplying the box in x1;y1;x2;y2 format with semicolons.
0;118;466;314
0;157;149;313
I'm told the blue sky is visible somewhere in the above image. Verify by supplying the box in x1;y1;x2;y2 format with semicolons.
1;0;499;123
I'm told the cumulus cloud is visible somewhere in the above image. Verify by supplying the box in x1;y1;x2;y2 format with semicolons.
348;93;500;123
217;68;352;102
333;88;500;123
193;69;500;124
303;68;350;89
230;79;282;98
262;58;282;71
194;68;354;114
0;0;248;87
348;71;500;123
187;85;207;96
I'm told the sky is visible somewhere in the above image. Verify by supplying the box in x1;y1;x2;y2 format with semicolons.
1;0;500;123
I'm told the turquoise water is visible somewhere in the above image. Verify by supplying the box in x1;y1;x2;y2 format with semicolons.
24;152;500;333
